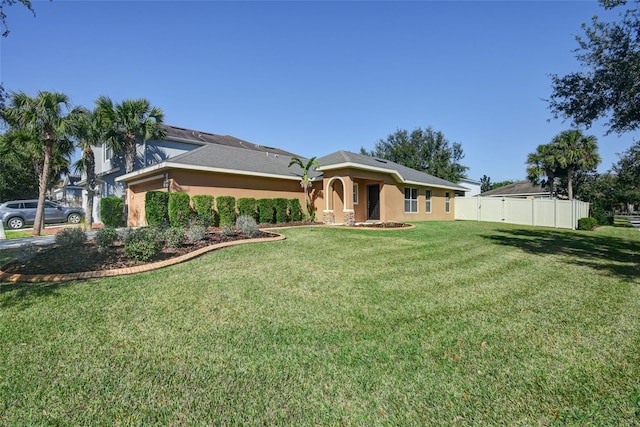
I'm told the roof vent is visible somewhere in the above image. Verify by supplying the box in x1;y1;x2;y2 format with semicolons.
375;158;388;164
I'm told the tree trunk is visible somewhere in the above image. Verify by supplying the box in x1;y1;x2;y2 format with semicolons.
84;147;96;231
567;167;574;200
124;133;136;174
33;141;53;236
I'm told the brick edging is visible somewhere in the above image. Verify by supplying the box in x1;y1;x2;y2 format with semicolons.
0;233;286;284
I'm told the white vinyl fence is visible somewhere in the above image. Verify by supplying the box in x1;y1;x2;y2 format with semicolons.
455;197;590;230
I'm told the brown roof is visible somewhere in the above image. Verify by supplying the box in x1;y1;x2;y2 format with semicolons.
480;180;548;197
160;124;301;158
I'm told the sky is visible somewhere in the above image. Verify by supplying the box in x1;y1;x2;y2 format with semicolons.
1;0;637;183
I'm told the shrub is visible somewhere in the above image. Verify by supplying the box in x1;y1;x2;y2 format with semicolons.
217;196;237;227
577;217;598;231
236;215;260;237
274;198;289;224
192;195;215;227
257;198;275;224
95;227;119;251
169;192;192;228
55;227;87;249
237;198;258;222
289;198;303;222
164;227;185;248
186;223;207;242
100;197;125;227
591;201;614;226
124;227;163;262
145;191;170;227
221;225;236;236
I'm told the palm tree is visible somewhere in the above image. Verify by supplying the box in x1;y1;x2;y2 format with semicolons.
551;130;601;200
96;96;166;174
3;91;74;235
288;156;320;219
68;106;107;230
526;143;560;198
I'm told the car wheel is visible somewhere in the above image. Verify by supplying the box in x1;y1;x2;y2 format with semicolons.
67;213;81;224
7;217;24;229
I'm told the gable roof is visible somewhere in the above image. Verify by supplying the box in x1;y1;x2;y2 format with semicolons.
161;124;301;157
116;142;320;183
317;151;467;191
480;180;548;197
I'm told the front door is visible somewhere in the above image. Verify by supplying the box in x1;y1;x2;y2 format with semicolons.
367;184;380;220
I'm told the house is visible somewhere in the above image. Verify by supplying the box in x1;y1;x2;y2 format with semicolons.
115;141;467;226
480;180;549;199
457;178;481;197
52;175;83;206
87;124;300;221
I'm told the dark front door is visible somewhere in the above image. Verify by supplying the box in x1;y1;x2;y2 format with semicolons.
367;184;380;220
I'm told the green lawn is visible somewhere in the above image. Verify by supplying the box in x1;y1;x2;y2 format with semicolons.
1;221;639;425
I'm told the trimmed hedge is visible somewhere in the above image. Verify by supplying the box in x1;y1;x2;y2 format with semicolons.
192;195;215;227
289;198;303;222
145;191;170;227
237;198;258;222
577;217;598;230
100;196;125;227
169;192;192;228
216;196;237;227
257;198;275;224
274;198;289;224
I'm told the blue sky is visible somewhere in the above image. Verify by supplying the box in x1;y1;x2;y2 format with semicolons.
1;0;637;182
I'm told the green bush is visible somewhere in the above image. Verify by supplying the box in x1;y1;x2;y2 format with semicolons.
145;191;170;227
95;227;119;251
257;198;275;224
169;192;192;228
55;227;87;248
274;198;289;224
164;227;185;248
192;195;215;227
221;225;236;236
124;227;163;262
289;198;303;222
236;215;260;237
186;223;207;242
237;198;258;222
100;196;125;227
591;201;614;226
577;217;598;230
216;196;237;227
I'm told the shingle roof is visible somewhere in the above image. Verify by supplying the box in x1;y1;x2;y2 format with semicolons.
317;151;467;190
480;180;548;197
161;124;301;157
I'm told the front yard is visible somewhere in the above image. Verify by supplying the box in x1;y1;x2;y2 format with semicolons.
1;221;639;424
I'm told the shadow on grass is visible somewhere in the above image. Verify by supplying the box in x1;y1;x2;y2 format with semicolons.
0;281;72;310
484;228;640;281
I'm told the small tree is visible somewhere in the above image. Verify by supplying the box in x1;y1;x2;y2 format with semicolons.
100;196;125;227
288;157;320;220
145;191;170;227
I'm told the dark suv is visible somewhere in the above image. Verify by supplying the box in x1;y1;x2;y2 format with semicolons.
0;199;85;229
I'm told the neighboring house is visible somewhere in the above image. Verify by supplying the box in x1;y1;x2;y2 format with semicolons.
116;145;467;227
457;178;480;197
87;124;300;222
52;175;83;206
480;180;549;199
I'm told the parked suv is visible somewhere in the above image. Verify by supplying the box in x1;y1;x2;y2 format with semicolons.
0;199;85;229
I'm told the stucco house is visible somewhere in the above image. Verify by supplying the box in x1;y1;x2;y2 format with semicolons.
114;139;468;226
480;180;549;199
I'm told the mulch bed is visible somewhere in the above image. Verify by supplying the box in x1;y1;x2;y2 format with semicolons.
1;231;275;276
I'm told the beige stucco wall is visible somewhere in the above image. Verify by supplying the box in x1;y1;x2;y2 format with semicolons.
126;170;324;227
321;167;456;223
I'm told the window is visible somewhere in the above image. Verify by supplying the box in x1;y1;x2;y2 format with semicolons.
445;192;451;213
104;144;113;162
353;183;359;205
425;190;432;213
404;187;418;213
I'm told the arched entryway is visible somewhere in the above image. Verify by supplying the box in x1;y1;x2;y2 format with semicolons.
323;176;355;225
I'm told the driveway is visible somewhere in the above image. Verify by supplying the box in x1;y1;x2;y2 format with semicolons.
628;216;640;231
